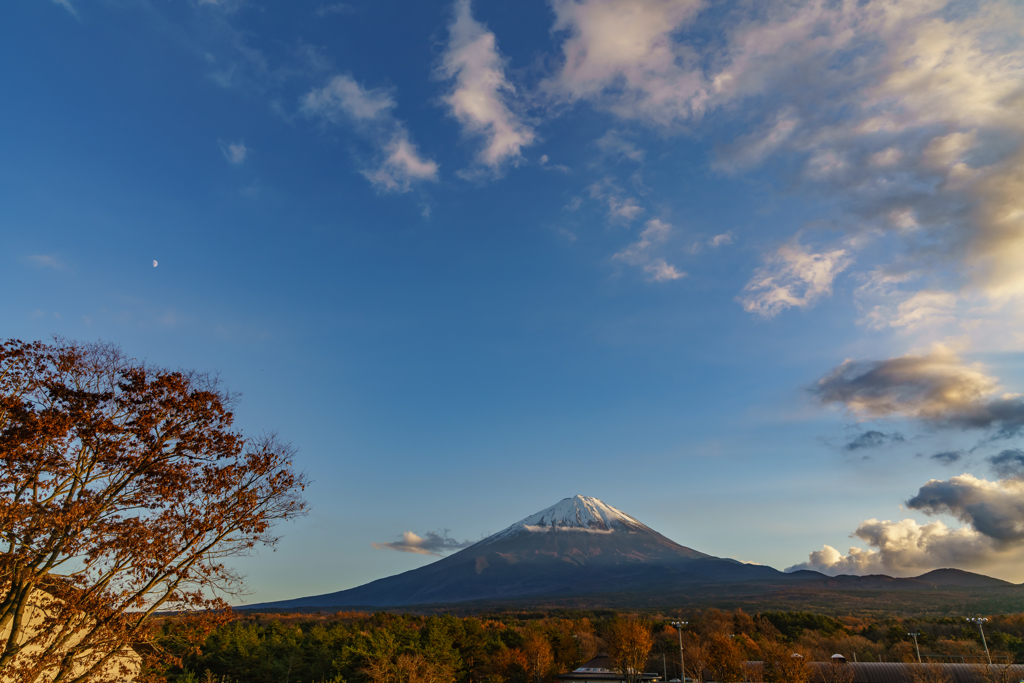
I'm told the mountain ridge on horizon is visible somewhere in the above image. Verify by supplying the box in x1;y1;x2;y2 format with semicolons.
245;495;1021;611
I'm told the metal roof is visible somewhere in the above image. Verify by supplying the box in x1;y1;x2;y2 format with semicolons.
555;655;661;682
805;662;1024;683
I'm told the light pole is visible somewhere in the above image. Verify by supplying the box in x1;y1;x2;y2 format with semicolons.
907;633;921;664
671;621;688;683
968;618;992;665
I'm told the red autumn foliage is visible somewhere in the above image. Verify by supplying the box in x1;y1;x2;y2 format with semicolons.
0;338;307;683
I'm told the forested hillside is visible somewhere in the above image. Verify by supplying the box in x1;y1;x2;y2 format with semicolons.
156;609;1024;683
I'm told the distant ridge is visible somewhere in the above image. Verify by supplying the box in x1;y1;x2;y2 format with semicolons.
912;568;1012;588
243;496;1023;612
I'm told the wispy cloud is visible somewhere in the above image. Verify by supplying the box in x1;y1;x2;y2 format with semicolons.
930;450;963;465
708;233;734;248
439;0;535;176
862;290;959;331
302;75;438;193
843;430;904;452
315;3;354;16
197;0;246;11
595;131;645;163
740;241;852;318
544;0;1024;336
25;254;65;270
303;75;395;123
989;450;1024;480
586;179;644;223
362;135;442;192
51;0;77;16
613;218;686;282
539;155;570;173
371;530;474;556
221;141;249;164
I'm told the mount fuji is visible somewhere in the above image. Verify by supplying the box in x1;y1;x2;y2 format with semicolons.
246;495;784;609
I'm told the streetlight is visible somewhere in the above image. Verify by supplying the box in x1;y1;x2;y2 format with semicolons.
907;633;921;664
967;618;992;666
671;621;688;683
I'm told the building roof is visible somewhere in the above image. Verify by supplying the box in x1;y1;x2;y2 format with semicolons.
802;662;1024;683
555;654;661;682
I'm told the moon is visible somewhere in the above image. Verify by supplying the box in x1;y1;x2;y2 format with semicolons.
152;260;158;267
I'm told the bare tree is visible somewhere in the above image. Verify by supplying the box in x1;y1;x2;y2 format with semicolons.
819;660;854;683
908;663;952;683
682;639;709;683
0;338;307;683
972;662;1020;683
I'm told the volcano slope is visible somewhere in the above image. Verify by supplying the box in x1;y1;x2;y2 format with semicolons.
247;495;786;610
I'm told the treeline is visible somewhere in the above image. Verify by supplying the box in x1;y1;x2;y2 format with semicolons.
154;609;1024;683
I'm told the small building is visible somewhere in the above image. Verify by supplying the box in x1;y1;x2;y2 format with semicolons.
556;655;662;683
0;587;140;683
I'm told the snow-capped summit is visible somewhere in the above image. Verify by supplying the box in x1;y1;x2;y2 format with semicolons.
487;495;648;542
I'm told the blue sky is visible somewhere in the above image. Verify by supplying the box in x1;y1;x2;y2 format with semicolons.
4;0;1024;600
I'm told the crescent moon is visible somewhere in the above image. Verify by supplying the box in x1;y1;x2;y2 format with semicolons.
152;260;158;267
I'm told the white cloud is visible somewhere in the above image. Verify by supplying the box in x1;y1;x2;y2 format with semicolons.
302;75;438;193
644;259;686;282
803;149;848;180
869;147;903;167
714;111;799;172
302;74;395;123
587;180;644;222
440;0;535;174
786;519;1008;577
709;232;733;247
361;132;439;193
545;0;706;125
741;241;852;317
863;290;959;330
595;131;645;163
812;345;1000;421
543;0;1024;328
887;209;918;231
371;530;473;556
614;218;687;282
923;130;977;170
723;1;1024;306
908;473;1024;544
789;474;1024;580
221;141;249;164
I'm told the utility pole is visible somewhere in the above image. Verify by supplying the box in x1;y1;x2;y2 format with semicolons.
968;618;992;666
907;633;921;664
671;621;688;683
